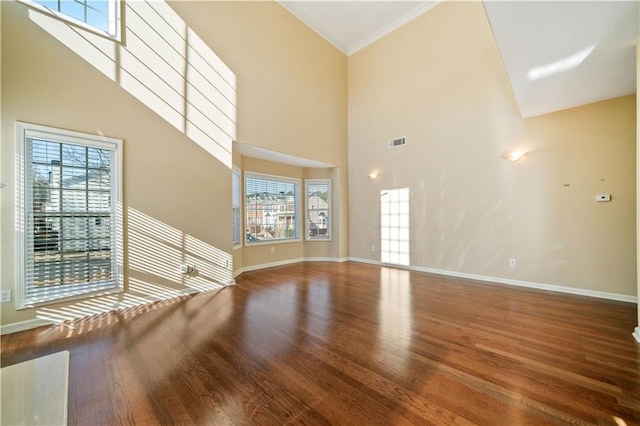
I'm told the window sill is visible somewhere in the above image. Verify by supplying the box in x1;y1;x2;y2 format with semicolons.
244;238;302;248
16;285;123;311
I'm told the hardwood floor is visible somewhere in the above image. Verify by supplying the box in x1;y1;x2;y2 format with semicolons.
2;261;639;425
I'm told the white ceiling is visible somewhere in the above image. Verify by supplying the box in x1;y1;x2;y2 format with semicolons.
279;1;442;55
484;1;638;118
279;0;639;119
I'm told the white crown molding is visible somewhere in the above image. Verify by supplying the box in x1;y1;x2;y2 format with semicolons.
347;0;443;56
277;2;349;54
278;1;443;57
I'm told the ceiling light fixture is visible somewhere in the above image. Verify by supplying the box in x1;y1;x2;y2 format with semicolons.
501;151;528;162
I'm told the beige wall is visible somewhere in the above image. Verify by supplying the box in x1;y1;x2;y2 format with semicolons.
0;0;348;328
348;1;637;296
170;0;350;267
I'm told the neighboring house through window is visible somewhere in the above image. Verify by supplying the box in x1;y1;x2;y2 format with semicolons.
305;179;331;241
245;172;300;244
15;122;123;308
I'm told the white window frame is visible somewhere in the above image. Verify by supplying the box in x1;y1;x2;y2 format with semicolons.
305;179;331;241
244;172;300;246
380;187;410;267
19;0;121;41
15;122;123;309
232;166;242;249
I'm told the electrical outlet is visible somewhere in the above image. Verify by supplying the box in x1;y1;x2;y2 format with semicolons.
371;245;376;252
509;258;517;268
180;264;195;274
1;290;12;303
270;247;275;254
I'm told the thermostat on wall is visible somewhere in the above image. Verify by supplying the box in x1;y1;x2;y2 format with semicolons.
596;194;611;202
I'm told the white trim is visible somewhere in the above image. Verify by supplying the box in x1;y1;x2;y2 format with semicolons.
17;0;121;41
232;166;242;247
276;2;349;54
240;257;305;274
15;122;124;309
233;256;349;277
633;327;640;344
304;257;341;262
347;1;443;55
349;257;382;267
305;178;332;242
244;238;302;247
0;318;55;335
277;0;443;56
349;257;638;303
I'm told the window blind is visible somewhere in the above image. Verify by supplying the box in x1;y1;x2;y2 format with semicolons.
16;122;122;308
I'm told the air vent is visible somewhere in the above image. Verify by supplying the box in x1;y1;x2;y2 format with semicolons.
389;137;406;148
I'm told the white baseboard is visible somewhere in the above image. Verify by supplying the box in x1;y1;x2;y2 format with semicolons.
633;327;640;344
0;318;56;335
240;257;305;274
349;257;637;303
304;256;351;263
236;256;349;277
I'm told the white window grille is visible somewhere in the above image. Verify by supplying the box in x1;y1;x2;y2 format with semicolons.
381;188;410;266
245;172;300;244
22;0;120;38
232;167;241;247
305;179;331;241
15;122;123;308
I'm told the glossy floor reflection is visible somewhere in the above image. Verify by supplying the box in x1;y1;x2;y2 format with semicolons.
2;262;639;424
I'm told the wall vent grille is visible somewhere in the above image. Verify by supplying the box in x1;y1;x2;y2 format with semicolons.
389;137;406;148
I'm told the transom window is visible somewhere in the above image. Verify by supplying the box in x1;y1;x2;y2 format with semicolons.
26;0;120;38
16;122;123;308
245;172;300;244
305;179;331;241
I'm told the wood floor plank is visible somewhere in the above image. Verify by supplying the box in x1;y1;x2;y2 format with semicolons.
2;261;639;425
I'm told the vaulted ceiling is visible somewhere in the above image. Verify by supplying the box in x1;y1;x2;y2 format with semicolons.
279;1;639;118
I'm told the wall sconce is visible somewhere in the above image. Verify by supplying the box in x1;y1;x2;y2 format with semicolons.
501;151;528;162
368;171;380;180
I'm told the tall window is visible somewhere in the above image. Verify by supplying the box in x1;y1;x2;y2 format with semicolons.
16;122;123;308
305;179;331;241
381;188;410;266
245;172;300;244
232;167;241;247
25;0;120;38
